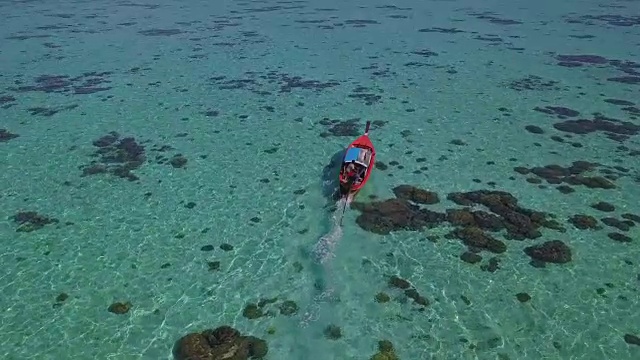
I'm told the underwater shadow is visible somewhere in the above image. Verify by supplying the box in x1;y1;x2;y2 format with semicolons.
321;149;344;205
295;149;345;294
286;149;349;333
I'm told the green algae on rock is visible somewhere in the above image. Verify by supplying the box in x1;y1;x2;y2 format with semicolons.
242;303;264;319
278;300;299;316
323;324;342;340
370;340;398;360
375;292;390;303
108;301;132;315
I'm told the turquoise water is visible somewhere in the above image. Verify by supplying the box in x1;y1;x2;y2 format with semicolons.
1;0;639;359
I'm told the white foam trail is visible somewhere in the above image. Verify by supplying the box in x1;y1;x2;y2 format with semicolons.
311;197;348;264
299;288;336;327
300;197;350;328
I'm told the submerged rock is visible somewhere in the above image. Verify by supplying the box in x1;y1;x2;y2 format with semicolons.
524;240;572;264
351;199;445;234
174;325;268;360
392;184;440;204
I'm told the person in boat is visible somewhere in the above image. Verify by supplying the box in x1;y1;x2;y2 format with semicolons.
344;160;356;176
344;160;362;184
356;165;367;181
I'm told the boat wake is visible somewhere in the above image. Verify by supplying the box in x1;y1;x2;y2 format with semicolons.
299;197;350;328
312;196;347;264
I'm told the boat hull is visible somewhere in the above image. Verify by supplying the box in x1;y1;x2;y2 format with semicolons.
339;132;376;197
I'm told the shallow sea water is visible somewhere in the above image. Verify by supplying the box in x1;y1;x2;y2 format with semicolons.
1;0;639;359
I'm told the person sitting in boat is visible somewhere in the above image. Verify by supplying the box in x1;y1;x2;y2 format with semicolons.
356;165;366;180
344;160;356;175
344;161;362;184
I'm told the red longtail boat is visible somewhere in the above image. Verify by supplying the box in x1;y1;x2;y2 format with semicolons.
338;121;376;198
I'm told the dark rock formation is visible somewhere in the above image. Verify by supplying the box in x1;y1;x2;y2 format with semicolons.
392;184;439;204
524;240;572;264
351;199;445;234
174;326;267;360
